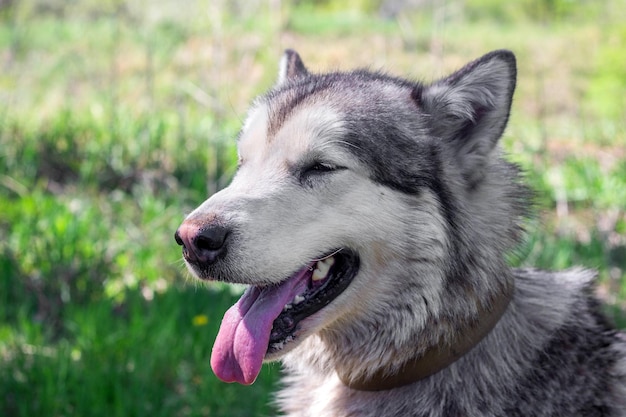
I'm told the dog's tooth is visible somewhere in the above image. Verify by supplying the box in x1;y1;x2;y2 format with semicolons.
294;295;305;304
312;268;326;281
312;256;334;281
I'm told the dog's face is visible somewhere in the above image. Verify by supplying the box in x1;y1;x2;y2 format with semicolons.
175;50;518;385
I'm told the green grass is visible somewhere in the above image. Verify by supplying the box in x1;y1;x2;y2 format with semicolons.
1;0;625;415
0;278;280;417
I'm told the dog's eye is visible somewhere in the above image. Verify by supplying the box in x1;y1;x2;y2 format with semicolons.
307;162;335;173
300;162;343;185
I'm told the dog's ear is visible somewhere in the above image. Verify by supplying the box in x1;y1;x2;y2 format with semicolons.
417;50;516;187
277;49;309;85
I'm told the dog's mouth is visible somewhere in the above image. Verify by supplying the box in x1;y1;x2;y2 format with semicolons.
210;249;360;385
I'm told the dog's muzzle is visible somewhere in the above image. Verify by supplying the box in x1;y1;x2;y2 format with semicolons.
175;216;362;385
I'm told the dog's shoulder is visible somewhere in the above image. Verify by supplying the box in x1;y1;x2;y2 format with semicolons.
509;268;626;416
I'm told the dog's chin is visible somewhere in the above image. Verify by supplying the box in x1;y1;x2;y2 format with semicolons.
209;248;360;385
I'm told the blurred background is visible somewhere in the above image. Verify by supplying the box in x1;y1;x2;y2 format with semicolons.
1;0;625;415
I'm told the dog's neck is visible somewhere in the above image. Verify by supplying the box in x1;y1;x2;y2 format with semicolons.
337;281;514;391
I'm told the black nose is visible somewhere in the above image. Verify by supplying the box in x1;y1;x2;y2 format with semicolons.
175;223;230;265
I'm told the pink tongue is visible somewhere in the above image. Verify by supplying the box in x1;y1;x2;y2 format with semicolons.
210;268;310;384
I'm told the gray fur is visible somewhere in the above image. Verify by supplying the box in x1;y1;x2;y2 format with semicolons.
176;50;626;416
278;268;626;416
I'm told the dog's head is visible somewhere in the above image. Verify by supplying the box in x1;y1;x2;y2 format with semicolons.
175;50;522;385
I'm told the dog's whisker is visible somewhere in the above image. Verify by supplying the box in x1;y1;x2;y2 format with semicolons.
309;247;344;263
315;139;365;154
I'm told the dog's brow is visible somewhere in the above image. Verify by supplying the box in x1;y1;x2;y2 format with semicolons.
266;92;306;140
265;80;336;141
320;139;364;153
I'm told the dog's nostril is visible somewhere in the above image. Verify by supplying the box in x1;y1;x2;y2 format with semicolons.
174;229;184;246
196;226;229;252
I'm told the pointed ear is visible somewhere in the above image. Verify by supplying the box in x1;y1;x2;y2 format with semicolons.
277;49;309;85
417;50;517;187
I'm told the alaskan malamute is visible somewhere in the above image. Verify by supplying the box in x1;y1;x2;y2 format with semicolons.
175;50;626;416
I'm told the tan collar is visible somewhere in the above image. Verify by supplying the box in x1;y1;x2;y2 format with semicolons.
338;282;514;391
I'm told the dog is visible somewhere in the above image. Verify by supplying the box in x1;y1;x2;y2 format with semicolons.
175;50;626;416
